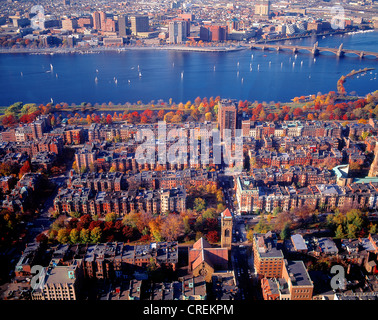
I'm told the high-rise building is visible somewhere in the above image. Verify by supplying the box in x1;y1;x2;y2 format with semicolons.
218;102;237;139
168;20;188;44
130;15;149;35
92;11;101;30
118;15;128;37
255;0;271;18
99;11;106;30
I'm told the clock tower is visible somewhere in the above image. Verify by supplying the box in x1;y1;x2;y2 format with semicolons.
221;208;233;249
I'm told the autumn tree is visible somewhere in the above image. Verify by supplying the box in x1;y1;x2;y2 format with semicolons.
160;214;184;241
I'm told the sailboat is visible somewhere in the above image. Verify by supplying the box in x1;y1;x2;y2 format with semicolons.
95;76;98;83
128;80;131;84
241;78;244;84
281;62;283;68
114;77;118;84
50;98;53;104
139;72;142;78
214;65;216;71
20;72;23;77
50;63;53;71
181;71;184;79
300;61;303;67
257;64;260;71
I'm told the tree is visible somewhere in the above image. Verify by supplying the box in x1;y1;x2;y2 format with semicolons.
19;160;31;178
69;228;80;244
57;228;70;244
160;214;184;241
90;226;102;243
36;233;48;243
335;225;346;239
105;212;117;223
80;228;91;243
206;230;219;243
194;198;206;212
106;114;113;124
280;223;291;240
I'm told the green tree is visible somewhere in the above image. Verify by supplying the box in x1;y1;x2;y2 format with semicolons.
90;226;102;243
69;228;80;244
80;228;91;244
335;224;346;239
57;228;70;244
105;212;117;223
194;198;206;212
280;223;291;240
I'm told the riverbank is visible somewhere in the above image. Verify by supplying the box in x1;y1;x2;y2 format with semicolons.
0;44;246;55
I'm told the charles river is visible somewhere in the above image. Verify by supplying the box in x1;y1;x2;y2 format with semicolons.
0;31;377;106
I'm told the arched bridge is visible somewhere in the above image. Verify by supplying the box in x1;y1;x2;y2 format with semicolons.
250;42;378;59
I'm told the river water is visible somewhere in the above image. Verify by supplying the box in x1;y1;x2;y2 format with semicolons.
0;31;377;106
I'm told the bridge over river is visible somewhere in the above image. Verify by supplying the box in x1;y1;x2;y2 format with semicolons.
250;42;378;59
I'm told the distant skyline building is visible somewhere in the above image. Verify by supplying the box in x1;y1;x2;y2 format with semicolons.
92;11;101;30
118;15;128;37
130;15;149;35
255;0;271;18
168;20;189;44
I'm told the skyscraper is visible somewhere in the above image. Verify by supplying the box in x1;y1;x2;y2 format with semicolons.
255;0;271;18
99;11;106;31
130;15;149;35
118;15;128;37
168;20;188;44
218;102;237;139
92;11;101;30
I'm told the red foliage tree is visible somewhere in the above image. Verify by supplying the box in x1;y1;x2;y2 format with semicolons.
206;230;219;243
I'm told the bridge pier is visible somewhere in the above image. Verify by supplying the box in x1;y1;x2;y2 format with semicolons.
336;43;344;57
292;47;298;54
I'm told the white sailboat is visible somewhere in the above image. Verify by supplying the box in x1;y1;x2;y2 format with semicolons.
214;65;216;71
181;71;184;79
95;76;98;83
20;72;23;77
128;80;131;84
139;72;142;78
50;63;53;71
